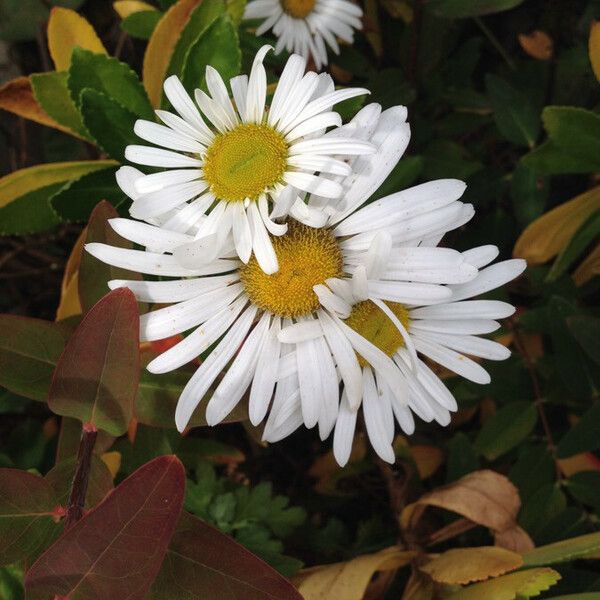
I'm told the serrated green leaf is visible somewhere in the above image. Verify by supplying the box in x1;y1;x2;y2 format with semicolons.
474;401;538;460
50;167;125;222
121;10;163;39
30;71;90;140
522;531;600;567
80;88;139;161
69;48;154;120
181;14;241;93
486;74;540;148
0;183;62;235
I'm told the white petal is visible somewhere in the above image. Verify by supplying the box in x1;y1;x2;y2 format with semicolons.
410;300;516;320
362;367;395;463
462;245;499;268
108;218;192;251
116;166;144;200
314;284;351;318
333;390;358;467
232;202;253;263
278;320;323;344
134;169;201;195
248;202;278;274
125;145;201;168
134;119;205;153
283;171;342;198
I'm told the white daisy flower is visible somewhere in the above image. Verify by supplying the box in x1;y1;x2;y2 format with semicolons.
86;103;525;465
117;45;372;275
244;0;362;69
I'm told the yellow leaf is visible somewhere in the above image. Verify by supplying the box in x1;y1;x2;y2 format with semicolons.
445;567;561;600
518;30;553;60
421;546;523;585
0;160;117;210
410;445;444;480
590;21;600;83
47;7;107;71
379;0;413;22
573;242;600;286
295;546;415;600
0;77;81;138
113;0;157;18
513;186;600;265
558;452;600;477
143;0;201;107
56;227;86;321
101;451;122;479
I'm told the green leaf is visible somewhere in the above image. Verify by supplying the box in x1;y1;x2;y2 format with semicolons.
79;88;139;161
486;75;540;148
510;164;548;228
50;167;125;222
519;484;567;539
30;71;90;140
48;288;139;435
566;472;600;511
558;403;600;458
69;48;154;120
522;107;600;175
445;567;560;599
0;564;24;600
226;0;246;26
446;432;479;482
0;316;73;401
167;0;227;83
0;183;62;235
423;140;483;180
509;444;555;503
474;401;537;460
547;211;600;282
121;10;163;39
0;469;59;566
426;0;525;18
567;315;600;366
522;531;600;567
181;14;241;93
78;201;145;313
25;456;185;600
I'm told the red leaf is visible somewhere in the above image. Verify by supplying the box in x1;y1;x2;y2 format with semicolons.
0;469;60;566
25;455;185;600
151;512;304;600
48;288;140;436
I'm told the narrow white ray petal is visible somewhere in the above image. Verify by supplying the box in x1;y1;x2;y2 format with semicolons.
162;194;215;234
85;243;238;276
415;331;511;361
447;259;527;302
129;180;208;220
258;195;288;235
125;145;201;168
462;245;499;268
333;390;358;466
134;120;205;153
155;109;213;146
278;320;323;344
410;319;500;335
116;166;144;200
410;300;516;320
147;295;248;373
140;283;244;341
175;304;257;431
410;355;458;412
362;367;395;463
368;280;452;305
365;230;392;279
163;75;213;141
206;309;268;425
249;317;281;425
289;199;328;227
314;284;351;318
194;89;232;133
232;202;252;263
248;202;278;274
108;274;239;303
318;310;362;411
108;218;192;251
134;169;201;195
268;53;306;127
283;171;342;198
287;154;352;176
296;332;322;428
205;65;239;128
285;112;342;141
351;265;369;302
375;376;396;443
412;336;491;385
289;138;375;156
245;45;271;123
230;74;249;119
315;334;339;441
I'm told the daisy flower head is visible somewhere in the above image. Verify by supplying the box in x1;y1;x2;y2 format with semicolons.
243;0;362;69
86;103;526;466
117;45;373;274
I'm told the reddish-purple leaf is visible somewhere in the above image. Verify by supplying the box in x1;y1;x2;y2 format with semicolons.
0;316;72;401
151;512;304;600
0;469;61;566
79;200;147;313
25;455;185;600
48;287;140;436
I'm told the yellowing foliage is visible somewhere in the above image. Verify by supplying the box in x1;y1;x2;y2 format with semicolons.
113;0;157;18
518;30;553;60
590;21;600;83
47;7;107;71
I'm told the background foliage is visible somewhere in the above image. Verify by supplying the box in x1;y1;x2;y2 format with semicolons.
0;0;599;598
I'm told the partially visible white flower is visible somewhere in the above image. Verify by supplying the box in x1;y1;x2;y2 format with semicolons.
244;0;362;69
87;103;525;466
117;45;372;275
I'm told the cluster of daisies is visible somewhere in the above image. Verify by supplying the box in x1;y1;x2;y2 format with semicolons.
87;47;525;465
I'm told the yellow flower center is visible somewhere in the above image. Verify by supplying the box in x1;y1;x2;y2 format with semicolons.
345;300;410;366
203;123;288;203
281;0;316;18
240;222;343;318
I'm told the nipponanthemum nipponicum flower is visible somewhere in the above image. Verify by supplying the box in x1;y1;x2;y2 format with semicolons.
243;0;362;69
87;103;526;466
117;45;372;275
